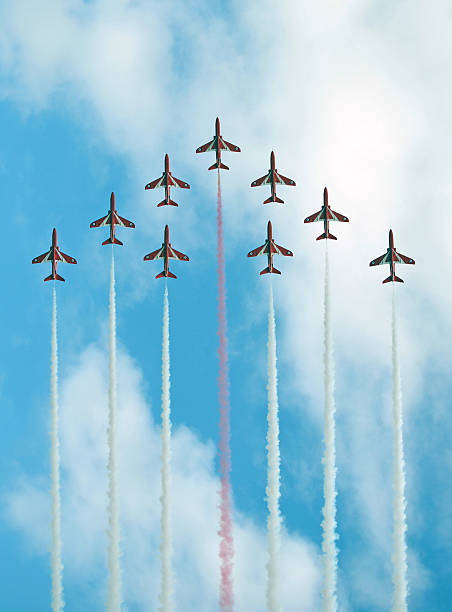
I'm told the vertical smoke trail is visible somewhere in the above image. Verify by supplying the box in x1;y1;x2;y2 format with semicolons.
159;285;174;612
50;285;64;612
266;283;282;612
321;246;338;612
107;249;122;612
216;169;234;612
391;286;408;612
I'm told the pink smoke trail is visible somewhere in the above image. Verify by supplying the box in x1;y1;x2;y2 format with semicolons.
217;169;234;611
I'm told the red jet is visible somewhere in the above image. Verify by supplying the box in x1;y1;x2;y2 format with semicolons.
144;225;189;279
304;187;349;240
251;151;296;204
247;221;293;275
196;117;240;170
145;154;190;207
90;192;135;245
369;229;415;284
32;228;77;282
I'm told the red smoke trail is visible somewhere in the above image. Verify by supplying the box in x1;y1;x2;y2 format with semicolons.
217;169;234;611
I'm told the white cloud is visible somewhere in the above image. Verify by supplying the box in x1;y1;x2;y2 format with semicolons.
1;0;449;607
4;345;321;610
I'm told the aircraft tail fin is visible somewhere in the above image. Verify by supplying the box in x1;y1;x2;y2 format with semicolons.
208;161;229;171
102;237;123;246
156;270;177;279
44;273;65;282
264;195;284;204
157;198;178;207
383;274;404;284
316;232;337;241
260;266;281;275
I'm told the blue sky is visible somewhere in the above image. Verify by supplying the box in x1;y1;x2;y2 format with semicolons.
1;1;452;610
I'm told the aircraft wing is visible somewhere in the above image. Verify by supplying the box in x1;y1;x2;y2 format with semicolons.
369;252;391;266
330;209;349;223
59;251;77;264
32;250;51;264
90;214;110;228
171;176;190;189
251;172;271;187
222;139;241;152
169;246;189;261
274;243;293;257
274;172;296;186
196;139;216;153
395;251;415;265
117;214;135;228
304;209;324;223
145;175;165;190
144;247;164;261
247;242;268;257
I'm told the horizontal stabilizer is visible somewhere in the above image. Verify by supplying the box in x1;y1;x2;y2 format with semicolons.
260;266;281;275
208;161;229;171
102;237;123;246
264;195;284;204
156;270;177;279
316;232;337;241
383;274;404;284
44;273;65;282
157;198;178;207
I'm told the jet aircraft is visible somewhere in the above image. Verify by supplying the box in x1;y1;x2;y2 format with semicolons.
369;229;415;283
32;228;77;282
90;192;135;245
145;154;190;207
247;220;293;275
304;187;349;240
251;151;296;204
144;225;189;279
196;117;240;170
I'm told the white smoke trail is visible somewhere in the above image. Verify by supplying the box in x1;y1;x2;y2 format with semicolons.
50;285;64;611
107;249;122;612
391;285;408;612
321;247;338;612
159;285;174;612
266;283;282;612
